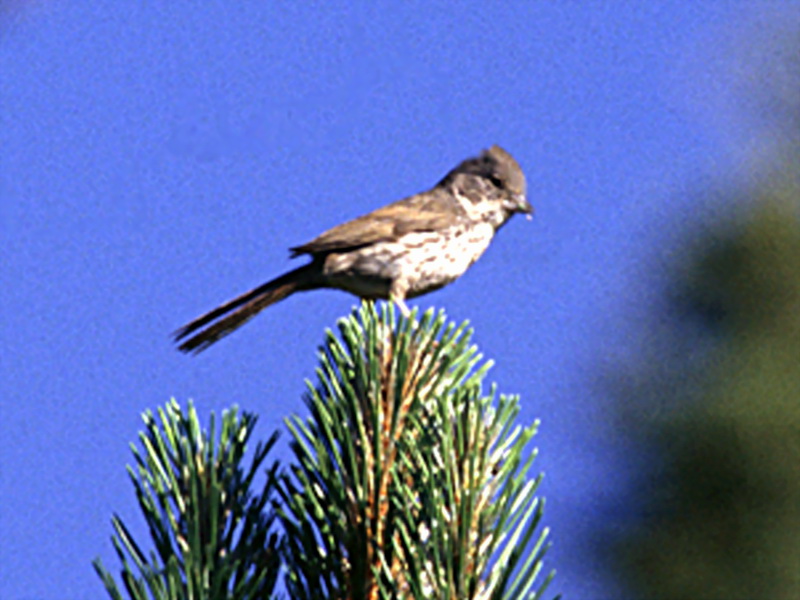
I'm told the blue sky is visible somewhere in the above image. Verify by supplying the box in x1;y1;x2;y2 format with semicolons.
2;2;792;599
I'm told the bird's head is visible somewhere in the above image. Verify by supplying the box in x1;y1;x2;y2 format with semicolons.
442;145;532;225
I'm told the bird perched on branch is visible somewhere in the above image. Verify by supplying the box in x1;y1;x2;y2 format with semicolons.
175;145;531;353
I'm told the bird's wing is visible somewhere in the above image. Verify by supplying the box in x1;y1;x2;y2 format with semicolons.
289;188;466;257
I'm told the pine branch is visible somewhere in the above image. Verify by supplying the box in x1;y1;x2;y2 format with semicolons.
279;303;555;600
94;400;282;600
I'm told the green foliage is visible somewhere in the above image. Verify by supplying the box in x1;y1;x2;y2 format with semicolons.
97;305;554;599
617;195;800;599
279;304;554;599
93;400;281;600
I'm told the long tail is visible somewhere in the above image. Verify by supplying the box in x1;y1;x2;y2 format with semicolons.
174;264;318;354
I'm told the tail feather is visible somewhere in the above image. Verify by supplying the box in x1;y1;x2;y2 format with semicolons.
174;264;316;354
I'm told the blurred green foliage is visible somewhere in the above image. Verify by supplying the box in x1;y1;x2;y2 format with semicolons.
617;179;800;599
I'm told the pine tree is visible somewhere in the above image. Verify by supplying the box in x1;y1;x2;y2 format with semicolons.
95;304;556;599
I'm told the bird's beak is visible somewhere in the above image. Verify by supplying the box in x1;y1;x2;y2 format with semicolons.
514;194;534;220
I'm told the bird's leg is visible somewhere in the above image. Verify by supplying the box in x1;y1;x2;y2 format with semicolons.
389;288;421;348
389;281;413;320
393;297;411;318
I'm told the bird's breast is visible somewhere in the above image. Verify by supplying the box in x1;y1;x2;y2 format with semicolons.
400;222;495;297
321;221;496;299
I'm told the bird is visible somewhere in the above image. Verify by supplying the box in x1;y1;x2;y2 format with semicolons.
174;145;531;353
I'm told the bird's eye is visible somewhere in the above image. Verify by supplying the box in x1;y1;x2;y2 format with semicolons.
488;174;505;189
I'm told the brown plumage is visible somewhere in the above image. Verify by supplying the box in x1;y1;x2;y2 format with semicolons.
174;145;531;353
